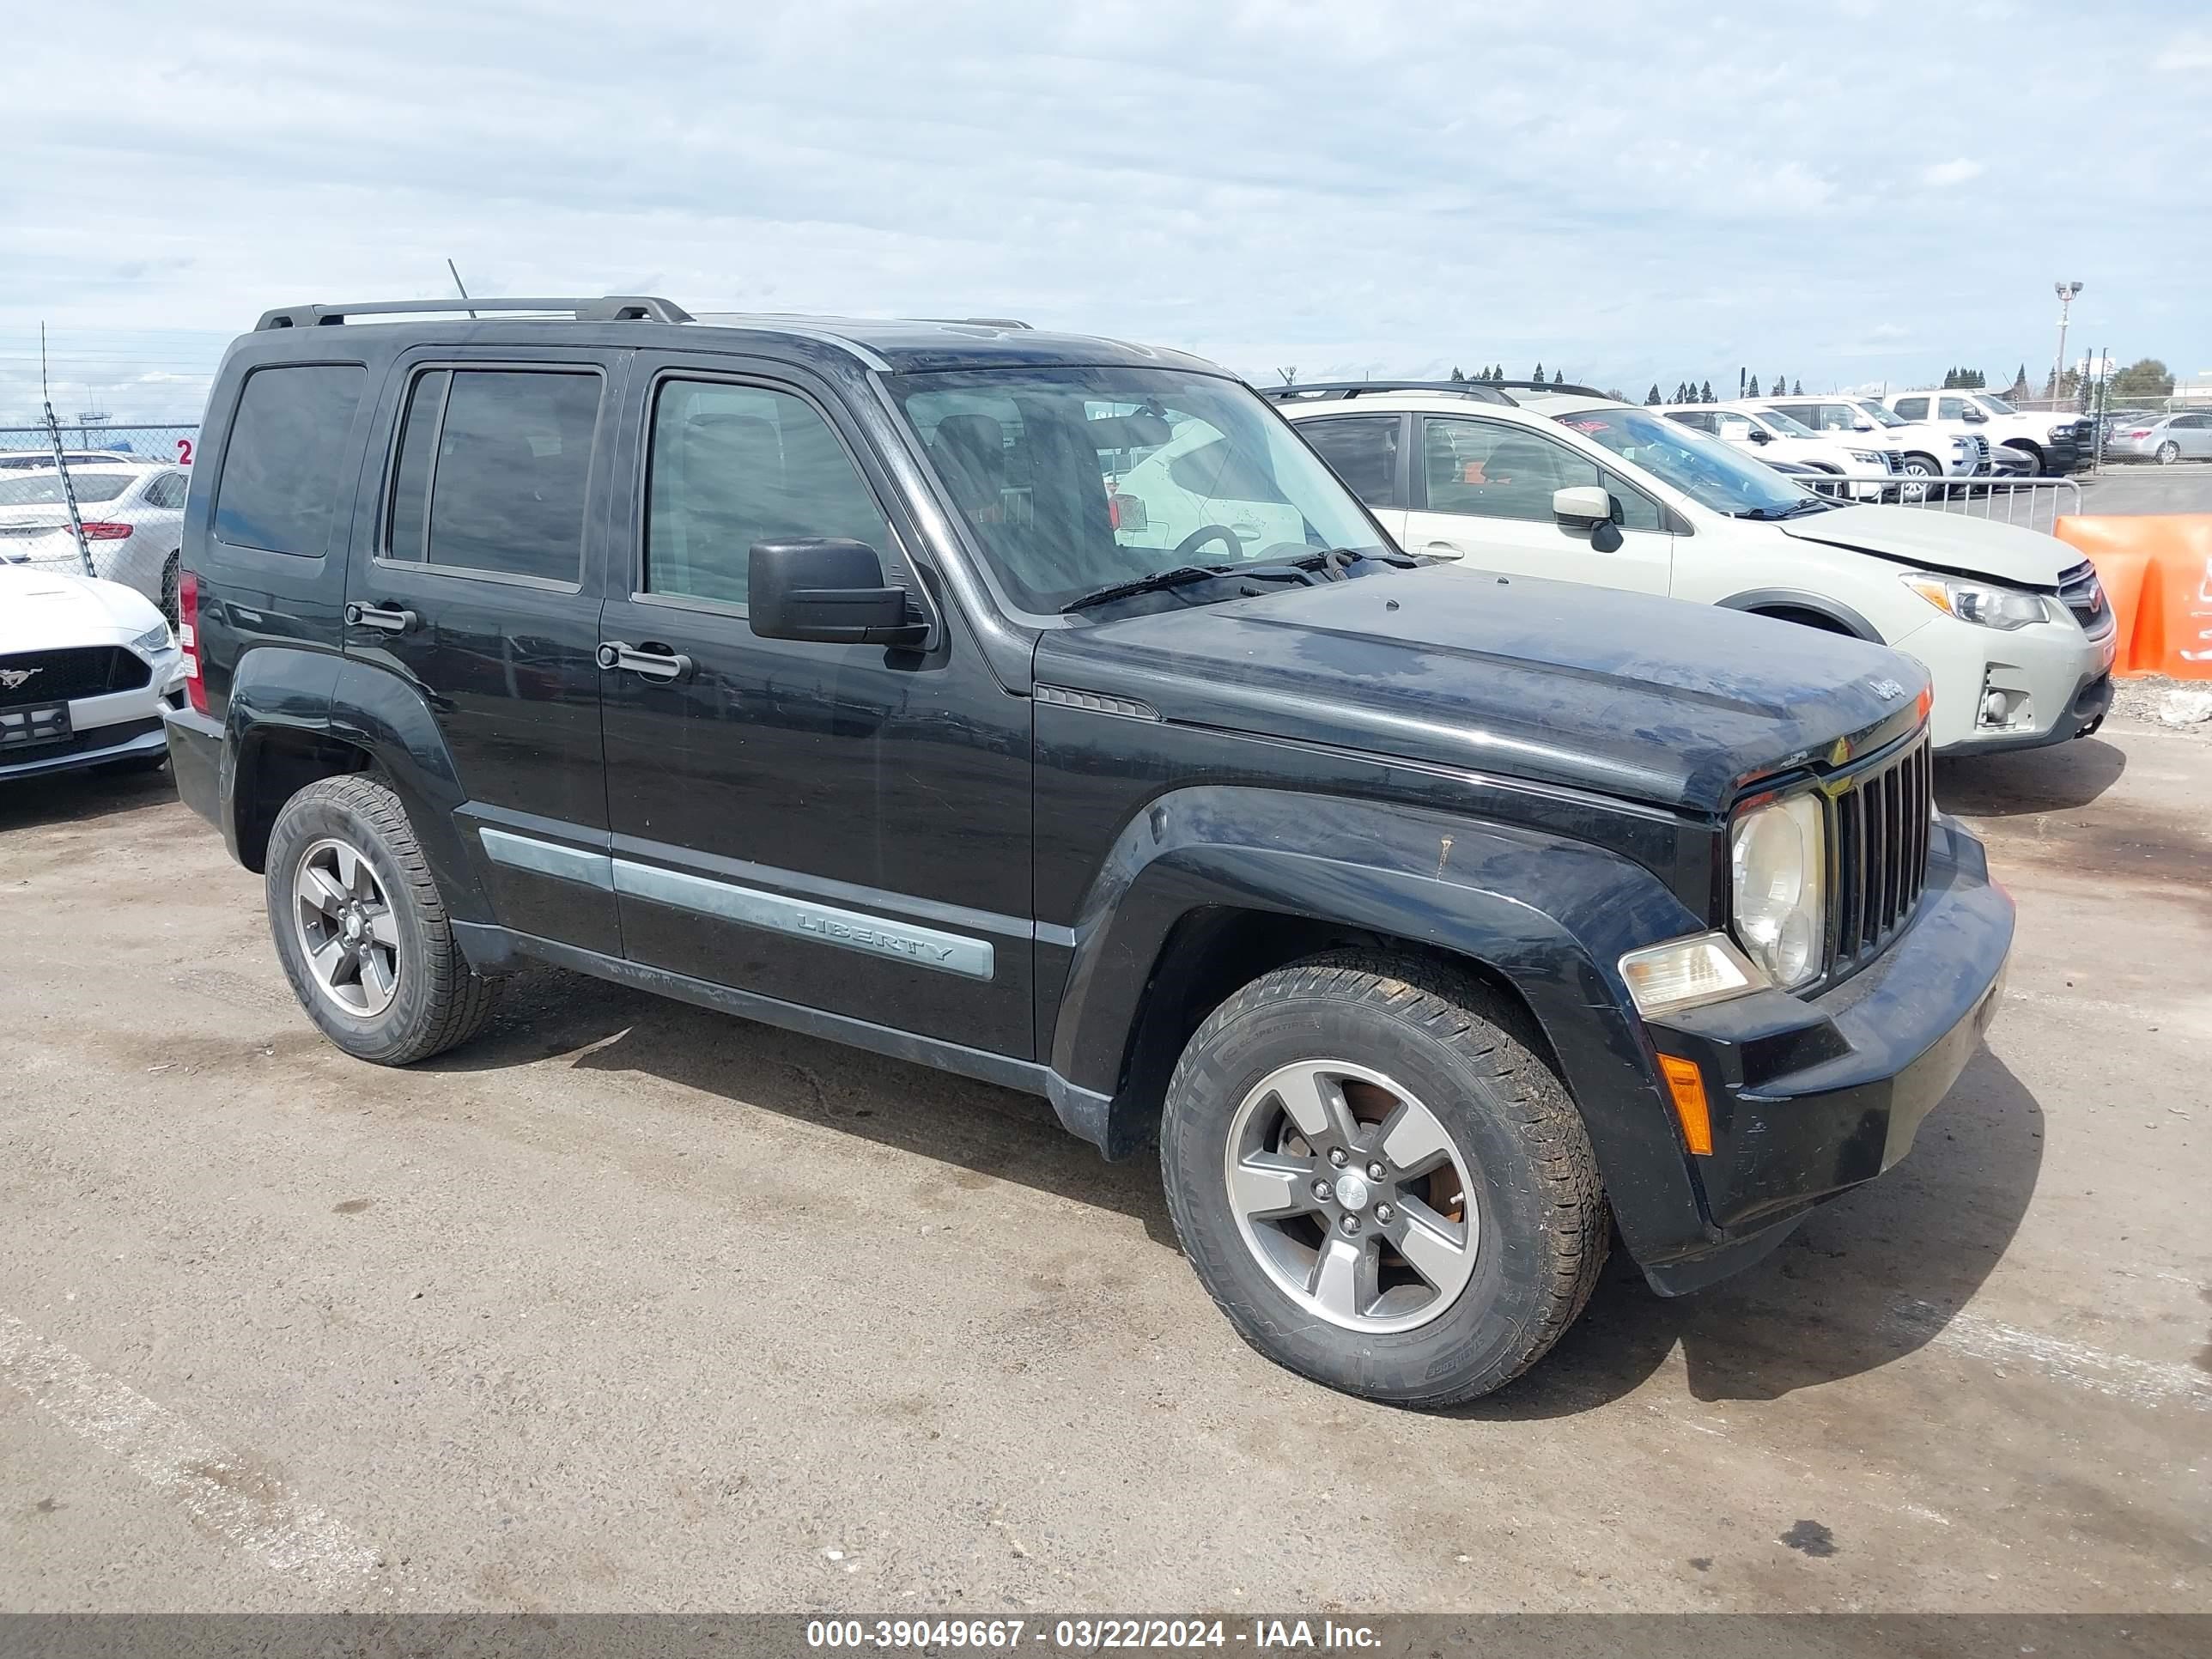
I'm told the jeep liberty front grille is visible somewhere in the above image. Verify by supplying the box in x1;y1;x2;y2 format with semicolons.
1829;735;1934;974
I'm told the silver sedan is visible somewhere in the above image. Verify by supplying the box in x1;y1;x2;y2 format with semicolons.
2105;411;2212;465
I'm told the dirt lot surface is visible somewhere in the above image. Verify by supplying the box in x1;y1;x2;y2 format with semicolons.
1;721;2206;1615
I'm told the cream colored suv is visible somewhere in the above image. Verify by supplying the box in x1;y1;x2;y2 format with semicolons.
1273;384;2116;755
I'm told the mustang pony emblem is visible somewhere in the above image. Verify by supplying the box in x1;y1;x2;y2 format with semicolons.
0;667;40;690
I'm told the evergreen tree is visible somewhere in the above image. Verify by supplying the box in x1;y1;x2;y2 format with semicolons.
1747;374;1760;397
1530;362;1545;384
1553;368;1565;385
1699;380;1713;402
1792;379;1803;395
1645;384;1662;404
1449;366;1464;382
2009;363;2029;398
1942;368;1955;389
1771;371;1786;399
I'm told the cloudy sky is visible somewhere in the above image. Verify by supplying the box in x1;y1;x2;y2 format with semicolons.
3;0;2206;424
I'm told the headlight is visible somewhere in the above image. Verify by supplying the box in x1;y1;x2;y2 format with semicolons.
1731;793;1826;989
1618;933;1768;1018
2046;423;2076;441
131;623;174;655
1899;572;2049;630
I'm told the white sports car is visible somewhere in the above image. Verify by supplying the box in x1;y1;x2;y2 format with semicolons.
0;563;185;781
0;462;191;623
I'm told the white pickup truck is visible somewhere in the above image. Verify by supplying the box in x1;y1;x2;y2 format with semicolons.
1882;390;2093;476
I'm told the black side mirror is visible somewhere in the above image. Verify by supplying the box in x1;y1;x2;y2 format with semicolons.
748;538;927;646
1746;427;1772;444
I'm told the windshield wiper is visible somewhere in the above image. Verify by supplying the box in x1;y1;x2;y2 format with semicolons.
1061;563;1238;614
1060;547;1417;615
1735;498;1827;521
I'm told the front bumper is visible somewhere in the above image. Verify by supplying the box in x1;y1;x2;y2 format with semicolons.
1910;612;2118;754
0;668;182;782
1638;817;2014;1293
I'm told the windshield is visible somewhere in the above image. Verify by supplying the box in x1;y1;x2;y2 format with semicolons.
1851;400;1908;428
1973;395;2019;416
891;368;1387;614
0;472;135;506
1552;407;1822;517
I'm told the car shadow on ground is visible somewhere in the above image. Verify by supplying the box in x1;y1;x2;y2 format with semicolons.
437;965;2041;1401
0;761;177;834
1936;735;2125;816
426;963;1182;1247
1462;1048;2045;1418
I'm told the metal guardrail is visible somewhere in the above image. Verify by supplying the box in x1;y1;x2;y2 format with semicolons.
1796;472;2081;535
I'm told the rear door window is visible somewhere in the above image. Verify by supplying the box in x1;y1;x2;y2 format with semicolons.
382;368;603;584
1893;397;1929;420
213;364;368;556
1299;416;1401;507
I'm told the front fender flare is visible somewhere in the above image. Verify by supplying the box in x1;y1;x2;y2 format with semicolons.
1048;786;1717;1265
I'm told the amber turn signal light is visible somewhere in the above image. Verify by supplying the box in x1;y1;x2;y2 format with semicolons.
1657;1054;1713;1156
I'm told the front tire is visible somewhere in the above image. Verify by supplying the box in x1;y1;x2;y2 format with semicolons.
2004;441;2047;476
1159;954;1607;1407
264;775;495;1064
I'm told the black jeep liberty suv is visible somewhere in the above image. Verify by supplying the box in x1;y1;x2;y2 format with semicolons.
164;296;2014;1405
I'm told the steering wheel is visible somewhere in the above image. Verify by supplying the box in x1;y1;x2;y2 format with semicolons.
1173;525;1243;562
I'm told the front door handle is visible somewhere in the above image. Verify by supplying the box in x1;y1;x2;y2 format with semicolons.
597;641;694;683
1421;542;1465;561
344;601;417;634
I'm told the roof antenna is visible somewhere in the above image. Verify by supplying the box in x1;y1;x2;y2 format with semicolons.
447;258;477;319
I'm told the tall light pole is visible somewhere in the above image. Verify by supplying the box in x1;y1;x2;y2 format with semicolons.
2053;280;2083;404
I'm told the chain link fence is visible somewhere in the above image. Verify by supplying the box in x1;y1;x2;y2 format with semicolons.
1;422;201;617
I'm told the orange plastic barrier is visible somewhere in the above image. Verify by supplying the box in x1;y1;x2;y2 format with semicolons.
2051;514;2212;679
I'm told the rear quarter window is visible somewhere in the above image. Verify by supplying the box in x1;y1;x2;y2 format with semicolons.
213;363;368;556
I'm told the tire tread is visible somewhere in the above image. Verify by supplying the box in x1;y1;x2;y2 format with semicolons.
1161;951;1608;1407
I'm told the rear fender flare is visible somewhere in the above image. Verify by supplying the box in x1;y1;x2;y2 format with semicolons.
221;647;491;927
1048;785;1715;1264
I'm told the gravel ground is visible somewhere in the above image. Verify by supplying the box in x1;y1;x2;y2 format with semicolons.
1;720;2206;1616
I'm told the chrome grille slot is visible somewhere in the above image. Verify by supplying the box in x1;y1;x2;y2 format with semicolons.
1829;735;1933;973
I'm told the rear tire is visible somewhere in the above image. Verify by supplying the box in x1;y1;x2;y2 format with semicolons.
2156;441;2180;465
264;775;495;1065
1159;953;1608;1407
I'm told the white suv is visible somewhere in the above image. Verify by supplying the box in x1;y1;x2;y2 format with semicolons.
1268;385;2116;755
1661;403;1896;499
1754;396;1986;482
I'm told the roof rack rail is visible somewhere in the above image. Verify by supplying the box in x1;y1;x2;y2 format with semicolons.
1261;380;1516;406
915;316;1034;330
253;295;695;331
1261;378;1613;405
1483;378;1609;398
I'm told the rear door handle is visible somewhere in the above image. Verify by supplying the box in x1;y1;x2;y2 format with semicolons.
344;602;417;634
596;641;693;682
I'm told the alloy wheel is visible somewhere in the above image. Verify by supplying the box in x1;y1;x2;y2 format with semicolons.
1222;1060;1479;1333
292;837;402;1018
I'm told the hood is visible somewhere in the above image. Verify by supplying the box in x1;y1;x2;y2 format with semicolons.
1033;568;1927;813
1778;503;2077;586
0;564;161;653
